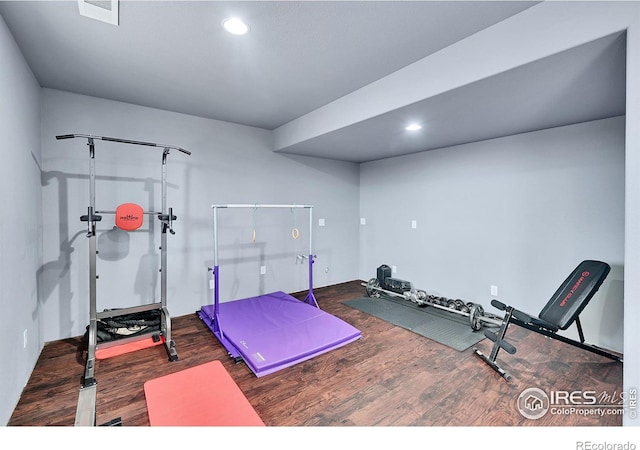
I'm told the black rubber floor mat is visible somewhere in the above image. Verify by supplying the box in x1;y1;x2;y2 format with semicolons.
343;296;486;351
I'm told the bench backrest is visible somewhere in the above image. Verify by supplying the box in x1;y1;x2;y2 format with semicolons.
538;260;610;330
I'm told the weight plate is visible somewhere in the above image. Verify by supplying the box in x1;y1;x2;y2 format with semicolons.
366;278;380;298
469;305;483;331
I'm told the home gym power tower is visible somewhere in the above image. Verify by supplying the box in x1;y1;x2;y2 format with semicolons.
56;134;191;426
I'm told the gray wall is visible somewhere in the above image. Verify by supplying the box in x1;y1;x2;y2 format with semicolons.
360;117;625;353
276;1;640;426
0;15;42;426
40;88;361;343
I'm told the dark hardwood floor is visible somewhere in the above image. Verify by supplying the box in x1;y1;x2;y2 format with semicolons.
9;280;623;427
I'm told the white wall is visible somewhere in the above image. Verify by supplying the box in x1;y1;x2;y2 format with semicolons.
624;13;640;427
0;14;42;426
360;117;625;353
40;88;361;343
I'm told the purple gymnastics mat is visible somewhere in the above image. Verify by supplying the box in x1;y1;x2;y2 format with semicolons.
199;291;361;377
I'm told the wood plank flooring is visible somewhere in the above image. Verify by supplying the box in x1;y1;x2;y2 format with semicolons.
9;280;623;427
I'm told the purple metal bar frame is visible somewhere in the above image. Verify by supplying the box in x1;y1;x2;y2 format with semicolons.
304;254;318;307
202;204;318;360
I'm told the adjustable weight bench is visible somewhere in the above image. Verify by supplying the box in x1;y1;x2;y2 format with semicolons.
474;260;623;381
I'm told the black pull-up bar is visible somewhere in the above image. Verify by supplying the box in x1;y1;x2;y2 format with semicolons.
56;133;192;155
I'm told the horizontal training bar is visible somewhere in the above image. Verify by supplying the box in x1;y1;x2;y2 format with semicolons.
96;302;163;320
56;134;192;155
212;204;313;209
96;210;160;215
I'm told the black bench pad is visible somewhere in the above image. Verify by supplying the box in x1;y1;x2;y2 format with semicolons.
538;260;610;330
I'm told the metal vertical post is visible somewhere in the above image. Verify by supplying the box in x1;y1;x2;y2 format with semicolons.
76;137;98;427
87;138;97;376
160;149;177;361
305;206;318;307
212;206;221;334
160;150;168;310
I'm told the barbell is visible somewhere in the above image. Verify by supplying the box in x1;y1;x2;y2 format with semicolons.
361;278;503;331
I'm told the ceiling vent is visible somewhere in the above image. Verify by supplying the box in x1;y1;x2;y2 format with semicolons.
77;0;119;26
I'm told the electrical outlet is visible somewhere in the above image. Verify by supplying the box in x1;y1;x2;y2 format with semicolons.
318;218;325;227
260;265;266;275
491;285;498;296
209;279;214;290
411;220;417;229
360;217;366;225
392;265;397;274
23;329;27;348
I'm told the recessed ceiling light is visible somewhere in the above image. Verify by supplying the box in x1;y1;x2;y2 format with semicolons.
223;17;250;35
405;124;422;131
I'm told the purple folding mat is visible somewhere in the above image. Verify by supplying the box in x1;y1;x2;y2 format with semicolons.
199;291;361;377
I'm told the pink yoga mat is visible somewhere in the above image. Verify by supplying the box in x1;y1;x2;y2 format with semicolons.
144;360;265;426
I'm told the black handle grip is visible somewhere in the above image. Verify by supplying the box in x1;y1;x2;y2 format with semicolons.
491;299;506;311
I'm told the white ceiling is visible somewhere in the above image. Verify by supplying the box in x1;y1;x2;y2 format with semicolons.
0;1;627;163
